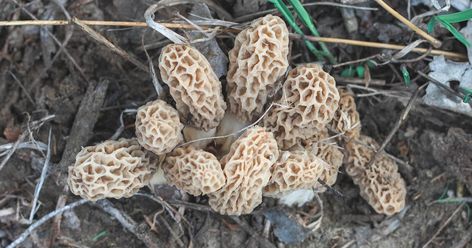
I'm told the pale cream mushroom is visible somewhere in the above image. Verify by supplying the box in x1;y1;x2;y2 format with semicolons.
216;14;289;153
68;138;153;201
135;100;184;155
163;146;225;196
330;88;361;141
263;150;326;197
263;64;340;150
208;126;279;215
159;44;226;148
345;135;406;215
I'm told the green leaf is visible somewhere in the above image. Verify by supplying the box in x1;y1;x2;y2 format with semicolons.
427;9;472;47
400;65;411;86
340;66;355;77
356;65;365;78
460;87;472;103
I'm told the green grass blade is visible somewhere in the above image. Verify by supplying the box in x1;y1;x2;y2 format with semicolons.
427;10;472;47
436;9;472;24
268;0;326;60
287;0;336;63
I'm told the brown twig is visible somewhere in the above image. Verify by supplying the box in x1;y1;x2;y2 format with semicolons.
422;204;464;248
295;34;464;60
0;19;466;60
72;18;148;72
374;0;442;48
366;83;428;169
9;0;88;81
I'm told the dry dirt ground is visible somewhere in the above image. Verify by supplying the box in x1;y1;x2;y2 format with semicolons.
1;0;472;248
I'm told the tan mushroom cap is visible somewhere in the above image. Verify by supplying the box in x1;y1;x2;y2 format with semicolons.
264;150;326;197
208;126;279;215
159;44;226;131
315;143;343;188
358;154;406;215
263;64;340;149
227;14;289;121
135;100;184;155
68;138;153;201
163;146;225;196
330;89;361;140
346;135;406;215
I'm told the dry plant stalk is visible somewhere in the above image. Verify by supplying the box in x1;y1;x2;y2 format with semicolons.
0;19;466;60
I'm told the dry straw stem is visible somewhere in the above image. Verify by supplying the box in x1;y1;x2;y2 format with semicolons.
0;19;466;61
374;0;442;48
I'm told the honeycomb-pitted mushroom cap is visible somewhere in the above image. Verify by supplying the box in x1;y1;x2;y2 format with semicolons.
263;105;329;150
159;44;226;131
330;89;361;140
345;135;379;178
358;154;406;216
345;136;406;215
263;150;325;197
135;100;184;155
163;146;225;196
68;138;153;201
208;126;279;215
227;14;289;121
280;64;340;128
315;143;343;188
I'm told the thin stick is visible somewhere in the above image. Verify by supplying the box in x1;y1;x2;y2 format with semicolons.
374;0;442;48
6;199;88;248
72;18;148;72
366;83;428;169
28;128;52;223
422;203;464;248
0;19;466;60
295;34;465;60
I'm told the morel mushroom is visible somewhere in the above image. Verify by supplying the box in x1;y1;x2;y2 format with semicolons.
68;138;153;201
208;126;279;215
345;135;406;215
135;99;184;155
163;146;225;196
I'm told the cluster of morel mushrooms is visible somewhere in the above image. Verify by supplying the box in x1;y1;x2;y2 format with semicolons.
68;15;406;216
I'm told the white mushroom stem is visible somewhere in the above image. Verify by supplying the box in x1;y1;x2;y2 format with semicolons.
279;189;316;207
182;126;217;149
149;166;168;185
215;112;251;154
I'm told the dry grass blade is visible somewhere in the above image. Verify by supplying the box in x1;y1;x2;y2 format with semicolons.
28;128;53;223
0;19;465;60
72;18;148;72
374;0;442;47
145;4;188;44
